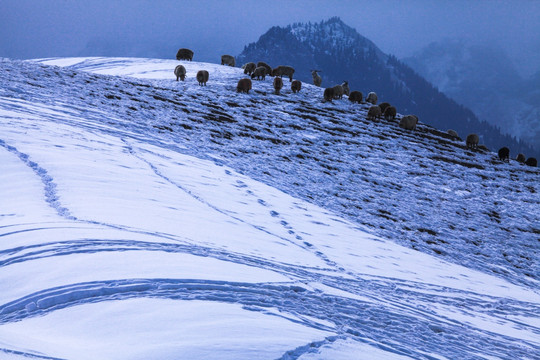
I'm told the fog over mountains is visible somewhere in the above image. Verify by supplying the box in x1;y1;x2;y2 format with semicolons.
403;39;540;155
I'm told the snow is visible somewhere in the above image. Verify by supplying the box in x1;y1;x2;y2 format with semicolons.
0;57;538;359
297;338;416;360
0;299;332;360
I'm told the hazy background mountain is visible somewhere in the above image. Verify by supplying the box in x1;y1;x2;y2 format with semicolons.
237;18;538;159
402;39;540;153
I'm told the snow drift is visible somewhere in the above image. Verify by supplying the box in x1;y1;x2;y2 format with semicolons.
0;57;538;359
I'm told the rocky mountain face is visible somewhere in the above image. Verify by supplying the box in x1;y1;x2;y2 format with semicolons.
403;39;540;156
237;17;538;159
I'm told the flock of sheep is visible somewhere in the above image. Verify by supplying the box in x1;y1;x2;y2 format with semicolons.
174;48;538;168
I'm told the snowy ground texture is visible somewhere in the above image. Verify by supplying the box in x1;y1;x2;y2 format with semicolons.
0;57;539;359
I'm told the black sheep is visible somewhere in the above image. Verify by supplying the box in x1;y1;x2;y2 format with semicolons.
176;48;194;61
348;91;362;103
525;157;537;167
498;147;510;162
323;87;334;102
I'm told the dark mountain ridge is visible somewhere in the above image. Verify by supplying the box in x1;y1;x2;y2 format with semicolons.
237;17;538;159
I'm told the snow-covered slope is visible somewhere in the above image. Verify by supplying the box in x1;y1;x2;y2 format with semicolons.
0;57;538;359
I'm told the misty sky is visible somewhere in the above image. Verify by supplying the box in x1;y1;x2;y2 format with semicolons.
2;0;540;77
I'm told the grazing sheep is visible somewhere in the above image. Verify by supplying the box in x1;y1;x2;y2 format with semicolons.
311;70;322;87
257;62;273;76
516;153;526;163
348;91;363;103
272;66;295;81
291;80;302;93
367;105;382;120
196;70;209;86
323;87;334;102
174;65;186;81
221;55;235;67
176;48;194;61
251;66;267;80
378;102;391;114
273;77;283;94
243;62;256;76
399;115;418;130
332;84;344;99
366;92;378;105
236;78;252;93
498;147;510;162
447;129;459;140
466;133;480;149
383;106;397;120
341;81;350;96
525;157;537;167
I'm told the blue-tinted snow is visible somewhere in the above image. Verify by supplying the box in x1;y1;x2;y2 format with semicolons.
0;57;538;359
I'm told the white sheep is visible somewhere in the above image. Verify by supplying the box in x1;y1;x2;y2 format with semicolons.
399;115;418;130
366;92;378;105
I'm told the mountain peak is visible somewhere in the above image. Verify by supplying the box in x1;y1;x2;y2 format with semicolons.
288;17;379;52
237;19;538;159
239;17;382;59
289;16;350;34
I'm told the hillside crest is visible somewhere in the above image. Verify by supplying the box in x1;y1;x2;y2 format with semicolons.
237;17;538;158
